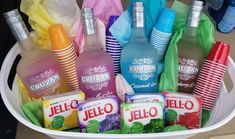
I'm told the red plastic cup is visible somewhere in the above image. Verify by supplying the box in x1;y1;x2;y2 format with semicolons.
201;62;227;71
201;64;226;72
208;42;230;65
195;83;221;92
205;60;227;68
197;76;224;84
193;42;230;110
197;75;223;83
202;62;227;71
198;70;224;79
196;89;220;96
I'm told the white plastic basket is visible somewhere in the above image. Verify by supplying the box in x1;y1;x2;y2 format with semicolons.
1;43;235;139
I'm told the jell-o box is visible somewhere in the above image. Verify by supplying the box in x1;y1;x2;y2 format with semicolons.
77;96;120;133
125;93;165;107
120;102;164;134
43;92;85;130
162;91;202;129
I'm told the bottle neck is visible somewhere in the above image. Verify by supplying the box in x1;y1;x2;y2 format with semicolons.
131;3;147;42
130;27;147;41
84;33;102;51
181;9;200;42
182;26;197;38
18;37;38;56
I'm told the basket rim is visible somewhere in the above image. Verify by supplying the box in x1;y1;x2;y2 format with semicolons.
1;44;235;138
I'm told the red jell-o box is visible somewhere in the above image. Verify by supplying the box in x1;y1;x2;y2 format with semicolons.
162;92;202;129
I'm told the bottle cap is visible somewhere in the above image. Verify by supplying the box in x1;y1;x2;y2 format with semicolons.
4;9;30;41
48;24;71;50
106;15;119;36
208;42;230;65
155;8;176;33
188;0;204;27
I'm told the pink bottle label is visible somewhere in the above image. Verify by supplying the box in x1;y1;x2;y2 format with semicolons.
80;65;115;99
25;65;61;99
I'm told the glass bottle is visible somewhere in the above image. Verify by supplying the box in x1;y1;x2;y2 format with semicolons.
4;9;72;99
76;8;116;100
218;0;235;33
120;2;159;93
177;1;207;94
205;0;224;10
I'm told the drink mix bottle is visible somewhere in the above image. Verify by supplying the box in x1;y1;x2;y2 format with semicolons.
177;1;206;94
76;8;116;99
120;2;158;93
4;9;72;99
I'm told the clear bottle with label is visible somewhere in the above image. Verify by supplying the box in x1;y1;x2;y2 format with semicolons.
218;0;235;33
76;8;116;99
120;2;158;93
4;9;72;99
177;1;206;94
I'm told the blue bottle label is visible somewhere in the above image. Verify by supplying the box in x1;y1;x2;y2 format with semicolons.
130;58;156;80
128;58;157;92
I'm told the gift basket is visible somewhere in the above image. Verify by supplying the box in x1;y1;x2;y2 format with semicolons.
1;0;235;139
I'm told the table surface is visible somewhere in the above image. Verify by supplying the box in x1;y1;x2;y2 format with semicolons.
15;0;235;139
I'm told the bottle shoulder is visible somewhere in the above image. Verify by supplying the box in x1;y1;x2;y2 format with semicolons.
122;41;157;54
77;50;112;61
17;50;59;74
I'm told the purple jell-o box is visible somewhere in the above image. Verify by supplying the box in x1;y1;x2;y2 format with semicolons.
77;96;120;133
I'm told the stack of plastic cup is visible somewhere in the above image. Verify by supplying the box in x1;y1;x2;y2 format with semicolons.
194;42;230;110
49;24;79;90
150;8;176;62
105;16;121;74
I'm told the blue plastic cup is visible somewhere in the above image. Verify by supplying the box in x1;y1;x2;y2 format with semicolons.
155;8;176;33
106;15;119;36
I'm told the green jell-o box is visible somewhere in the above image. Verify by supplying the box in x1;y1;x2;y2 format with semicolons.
120;102;164;134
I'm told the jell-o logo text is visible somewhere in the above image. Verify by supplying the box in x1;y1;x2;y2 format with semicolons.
128;107;158;122
83;103;113;121
48;100;79;117
166;99;194;110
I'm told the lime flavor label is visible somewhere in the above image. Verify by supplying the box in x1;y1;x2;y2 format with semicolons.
121;102;164;134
